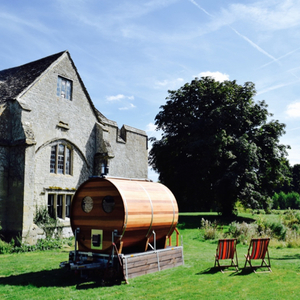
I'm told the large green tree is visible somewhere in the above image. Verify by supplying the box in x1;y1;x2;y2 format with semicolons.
149;77;290;215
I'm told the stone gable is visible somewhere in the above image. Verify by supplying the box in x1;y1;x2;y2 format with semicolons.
0;51;148;244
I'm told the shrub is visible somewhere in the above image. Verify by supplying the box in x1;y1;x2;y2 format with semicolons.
268;221;287;240
227;221;257;244
34;206;62;239
200;218;222;240
282;209;300;227
0;237;74;254
0;239;13;254
285;228;300;248
35;238;63;251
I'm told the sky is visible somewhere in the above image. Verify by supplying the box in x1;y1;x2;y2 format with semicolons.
1;0;300;181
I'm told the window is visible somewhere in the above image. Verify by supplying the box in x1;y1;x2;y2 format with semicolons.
48;193;73;219
57;76;72;100
50;144;72;175
57;195;63;218
48;194;55;218
100;159;109;176
66;195;72;218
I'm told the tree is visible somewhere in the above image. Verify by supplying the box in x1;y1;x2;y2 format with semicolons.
149;77;290;216
292;164;300;194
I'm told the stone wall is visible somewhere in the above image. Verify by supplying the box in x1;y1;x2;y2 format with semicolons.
0;102;10;232
1;52;148;243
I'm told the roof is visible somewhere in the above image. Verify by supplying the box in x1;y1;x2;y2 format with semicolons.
0;51;66;104
0;51;145;136
0;51;109;124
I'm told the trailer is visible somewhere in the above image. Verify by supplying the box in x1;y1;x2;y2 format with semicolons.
60;177;184;284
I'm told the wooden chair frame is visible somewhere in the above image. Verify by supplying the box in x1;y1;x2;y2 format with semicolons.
214;238;238;273
244;238;271;273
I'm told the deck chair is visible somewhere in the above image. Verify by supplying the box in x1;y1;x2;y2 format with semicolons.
244;238;271;273
214;239;238;273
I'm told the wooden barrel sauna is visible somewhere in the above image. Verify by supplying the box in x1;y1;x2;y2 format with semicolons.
70;177;178;254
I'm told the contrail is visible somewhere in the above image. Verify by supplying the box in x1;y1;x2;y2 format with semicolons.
258;47;300;69
229;26;279;64
189;0;213;17
257;80;297;95
189;0;279;65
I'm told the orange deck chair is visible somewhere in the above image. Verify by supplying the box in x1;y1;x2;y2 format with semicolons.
214;238;238;273
244;238;271;273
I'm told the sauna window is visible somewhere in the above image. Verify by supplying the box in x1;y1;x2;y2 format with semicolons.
102;196;115;213
92;234;101;247
82;196;93;213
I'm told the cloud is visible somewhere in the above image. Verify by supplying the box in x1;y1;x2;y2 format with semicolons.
0;11;51;34
198;71;229;82
146;122;162;140
106;94;125;101
57;0;178;40
118;103;136;111
106;94;134;101
229;1;300;31
146;122;157;132
285;102;300;118
154;78;184;89
106;94;136;110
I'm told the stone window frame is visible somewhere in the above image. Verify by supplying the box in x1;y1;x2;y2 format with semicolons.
50;143;72;175
47;191;74;220
57;76;72;100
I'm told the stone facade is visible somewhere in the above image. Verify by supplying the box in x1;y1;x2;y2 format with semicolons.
0;51;148;244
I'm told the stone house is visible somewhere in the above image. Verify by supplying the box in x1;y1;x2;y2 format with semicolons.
0;51;148;244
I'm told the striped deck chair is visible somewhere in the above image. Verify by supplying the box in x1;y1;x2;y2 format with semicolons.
244;238;271;273
214;239;238;273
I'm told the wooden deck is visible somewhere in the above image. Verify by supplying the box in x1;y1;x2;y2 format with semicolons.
121;246;184;279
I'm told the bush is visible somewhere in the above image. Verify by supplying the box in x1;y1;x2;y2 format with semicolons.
285;229;300;248
34;206;63;239
200;218;222;240
0;237;74;254
268;221;287;240
0;239;13;254
227;221;257;244
282;209;300;227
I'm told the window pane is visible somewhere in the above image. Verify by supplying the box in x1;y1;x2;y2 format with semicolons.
66;195;71;217
66;80;71;100
57;76;72;100
48;194;55;218
65;147;71;175
57;195;63;218
57;77;61;97
61;79;66;98
50;145;56;173
57;145;64;174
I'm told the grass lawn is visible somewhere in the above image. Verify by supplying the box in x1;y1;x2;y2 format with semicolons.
1;213;300;299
